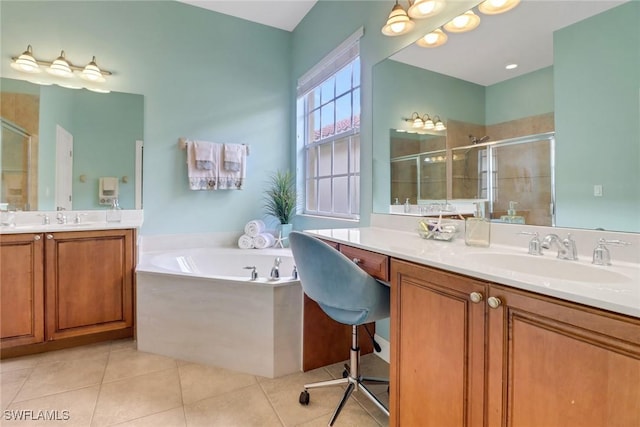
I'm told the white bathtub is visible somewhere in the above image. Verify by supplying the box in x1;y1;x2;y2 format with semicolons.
136;247;302;378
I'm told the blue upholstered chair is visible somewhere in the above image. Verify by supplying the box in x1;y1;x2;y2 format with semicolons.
289;231;390;426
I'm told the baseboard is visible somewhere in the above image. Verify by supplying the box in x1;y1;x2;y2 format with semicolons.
373;334;390;364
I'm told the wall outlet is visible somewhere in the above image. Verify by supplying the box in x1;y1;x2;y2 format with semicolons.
593;184;603;197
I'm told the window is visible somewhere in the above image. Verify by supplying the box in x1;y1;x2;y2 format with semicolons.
297;29;362;220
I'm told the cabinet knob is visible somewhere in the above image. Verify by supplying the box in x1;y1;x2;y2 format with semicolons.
469;292;483;303
487;296;502;309
46;234;54;240
352;258;361;265
34;235;41;241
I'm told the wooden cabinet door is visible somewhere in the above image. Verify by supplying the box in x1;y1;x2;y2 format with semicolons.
487;284;640;427
390;259;486;427
45;229;134;340
0;233;44;348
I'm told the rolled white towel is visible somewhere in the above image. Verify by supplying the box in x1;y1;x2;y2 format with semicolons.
254;233;275;249
237;234;255;249
244;219;266;237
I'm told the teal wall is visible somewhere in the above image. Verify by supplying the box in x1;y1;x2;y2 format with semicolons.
372;60;486;212
2;1;292;234
554;1;640;232
485;66;554;125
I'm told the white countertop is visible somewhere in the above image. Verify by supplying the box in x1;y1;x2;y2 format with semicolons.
0;210;143;234
307;227;640;319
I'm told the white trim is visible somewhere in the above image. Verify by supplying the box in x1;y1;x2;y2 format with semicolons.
374;334;390;364
135;140;143;210
296;26;363;96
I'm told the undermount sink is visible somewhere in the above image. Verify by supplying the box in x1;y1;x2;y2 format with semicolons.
464;252;633;284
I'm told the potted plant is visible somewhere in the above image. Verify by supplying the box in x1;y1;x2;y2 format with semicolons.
264;170;297;243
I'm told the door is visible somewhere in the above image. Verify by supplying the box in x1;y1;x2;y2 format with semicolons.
390;259;486;427
486;284;640;427
55;125;73;211
0;233;44;348
45;229;134;340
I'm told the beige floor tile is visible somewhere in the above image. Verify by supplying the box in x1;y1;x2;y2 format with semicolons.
31;342;112;365
14;354;108;402
260;367;351;426
184;384;281;427
110;338;137;353
91;368;182;427
0;355;40;373
298;399;383;427
102;348;177;382
111;406;186;427
2;380;24;411
3;385;100;427
178;362;257;405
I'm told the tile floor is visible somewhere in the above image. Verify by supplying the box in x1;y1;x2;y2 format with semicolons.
1;339;389;426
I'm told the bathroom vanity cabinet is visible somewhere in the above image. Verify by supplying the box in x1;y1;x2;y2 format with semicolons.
302;241;387;370
1;229;135;357
390;259;640;427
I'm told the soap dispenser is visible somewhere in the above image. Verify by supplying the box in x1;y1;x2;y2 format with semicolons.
465;202;490;247
500;201;525;224
106;198;122;223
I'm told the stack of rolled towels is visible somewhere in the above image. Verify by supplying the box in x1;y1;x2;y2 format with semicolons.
238;219;276;249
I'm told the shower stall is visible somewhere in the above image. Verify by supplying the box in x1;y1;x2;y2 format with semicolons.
1;117;34;211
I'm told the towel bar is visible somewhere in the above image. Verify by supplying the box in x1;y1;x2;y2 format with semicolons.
178;138;250;155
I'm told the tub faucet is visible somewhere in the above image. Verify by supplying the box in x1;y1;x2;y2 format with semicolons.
244;266;258;280
270;257;281;279
541;233;578;260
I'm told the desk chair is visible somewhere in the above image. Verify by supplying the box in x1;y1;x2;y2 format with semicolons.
289;231;390;426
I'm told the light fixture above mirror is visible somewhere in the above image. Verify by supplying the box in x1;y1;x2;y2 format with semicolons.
10;45;113;92
381;1;415;36
478;0;521;15
408;0;446;19
443;10;481;33
404;112;446;131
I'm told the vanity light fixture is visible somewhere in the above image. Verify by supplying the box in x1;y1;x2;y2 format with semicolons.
416;28;448;48
409;112;424;128
10;45;113;91
434;116;446;131
443;10;481;33
47;51;73;78
422;114;435;130
10;45;40;73
478;0;520;15
408;0;445;19
382;1;415;36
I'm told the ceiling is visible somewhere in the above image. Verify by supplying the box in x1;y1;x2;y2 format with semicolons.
177;0;318;32
391;0;627;86
177;1;627;86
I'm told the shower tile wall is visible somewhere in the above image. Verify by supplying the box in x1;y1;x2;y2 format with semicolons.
448;114;554;226
1;93;40;210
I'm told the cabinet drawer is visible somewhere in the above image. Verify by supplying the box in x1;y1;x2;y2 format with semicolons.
340;245;389;282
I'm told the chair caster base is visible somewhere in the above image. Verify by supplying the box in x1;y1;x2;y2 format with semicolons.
299;390;310;405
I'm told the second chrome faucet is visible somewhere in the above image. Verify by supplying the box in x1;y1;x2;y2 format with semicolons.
540;233;578;260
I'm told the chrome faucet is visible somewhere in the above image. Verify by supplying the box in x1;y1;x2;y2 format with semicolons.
592;238;631;266
244;266;258;280
74;213;88;224
56;212;67;224
270;257;281;280
541;233;578;260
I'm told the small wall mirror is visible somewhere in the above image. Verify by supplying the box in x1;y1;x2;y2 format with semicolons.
1;77;144;211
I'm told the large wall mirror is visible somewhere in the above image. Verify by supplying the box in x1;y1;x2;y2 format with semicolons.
1;78;144;211
372;0;639;233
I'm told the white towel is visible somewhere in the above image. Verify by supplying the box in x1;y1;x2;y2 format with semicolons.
194;141;215;170
218;145;246;190
187;141;220;190
244;219;265;237
253;233;275;249
223;144;243;172
238;234;255;249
